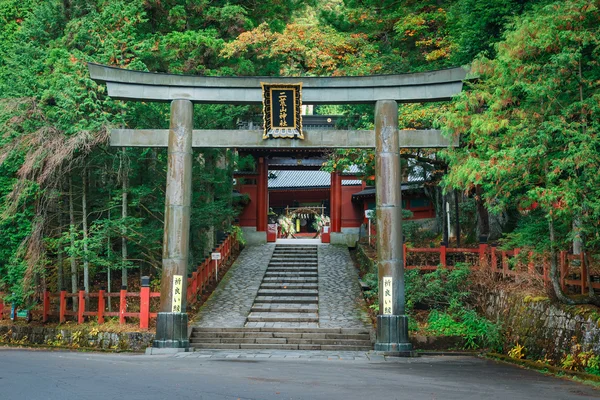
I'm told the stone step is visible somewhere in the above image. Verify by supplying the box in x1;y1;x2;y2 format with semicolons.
264;272;317;277
246;312;319;322
269;264;318;268
271;253;317;255
245;322;321;329
254;296;318;304
251;303;318;313
190;343;372;351
266;267;317;272
275;245;318;248
191;331;370;340
191;327;371;334
272;250;318;253
257;289;318;297
190;337;372;346
262;277;317;283
270;256;318;260
260;283;318;290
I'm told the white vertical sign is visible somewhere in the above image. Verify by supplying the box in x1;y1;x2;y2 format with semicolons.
383;277;393;315
172;275;183;313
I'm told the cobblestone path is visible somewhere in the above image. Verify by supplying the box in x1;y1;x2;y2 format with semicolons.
318;245;372;329
191;244;275;328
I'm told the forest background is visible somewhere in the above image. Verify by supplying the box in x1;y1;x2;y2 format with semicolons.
0;0;598;306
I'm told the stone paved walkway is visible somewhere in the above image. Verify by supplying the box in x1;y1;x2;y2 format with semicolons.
318;245;372;329
191;243;372;330
191;244;275;328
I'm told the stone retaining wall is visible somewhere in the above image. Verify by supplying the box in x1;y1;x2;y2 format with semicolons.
0;325;154;352
480;291;600;362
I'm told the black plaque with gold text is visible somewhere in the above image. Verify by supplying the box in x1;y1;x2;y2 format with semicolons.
261;83;303;139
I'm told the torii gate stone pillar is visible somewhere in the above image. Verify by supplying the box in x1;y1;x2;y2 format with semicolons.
154;99;193;349
374;100;410;352
88;63;466;354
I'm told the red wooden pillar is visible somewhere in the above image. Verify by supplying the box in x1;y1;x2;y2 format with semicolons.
440;245;447;268
0;296;4;320
78;290;85;324
139;285;150;330
257;157;268;232
59;291;66;323
97;289;105;324
119;288;127;325
43;290;50;323
330;172;342;232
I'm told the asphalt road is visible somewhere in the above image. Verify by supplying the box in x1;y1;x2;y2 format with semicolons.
0;349;598;400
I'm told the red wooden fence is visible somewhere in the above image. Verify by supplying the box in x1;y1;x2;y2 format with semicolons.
401;243;599;294
0;232;239;329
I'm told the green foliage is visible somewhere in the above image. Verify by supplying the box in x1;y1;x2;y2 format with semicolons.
427;309;502;350
406;263;502;349
443;0;600;252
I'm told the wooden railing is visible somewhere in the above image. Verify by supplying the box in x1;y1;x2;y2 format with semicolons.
0;232;240;329
403;243;599;294
186;232;239;305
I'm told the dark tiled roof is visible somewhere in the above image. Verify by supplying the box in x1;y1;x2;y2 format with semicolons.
351;182;425;199
269;170;361;189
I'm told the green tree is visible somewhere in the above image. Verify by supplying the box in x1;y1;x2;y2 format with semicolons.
443;0;600;303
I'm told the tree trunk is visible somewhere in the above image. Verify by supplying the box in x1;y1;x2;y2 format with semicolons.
68;175;78;311
475;185;490;241
82;166;89;296
121;148;128;289
454;189;460;248
57;188;64;291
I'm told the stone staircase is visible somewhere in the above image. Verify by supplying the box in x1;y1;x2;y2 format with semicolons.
189;244;373;351
247;244;319;327
189;327;372;351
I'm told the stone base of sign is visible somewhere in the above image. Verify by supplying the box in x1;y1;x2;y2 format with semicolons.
376;350;419;357
145;347;192;355
241;227;267;245
330;228;360;247
153;312;189;349
375;315;412;352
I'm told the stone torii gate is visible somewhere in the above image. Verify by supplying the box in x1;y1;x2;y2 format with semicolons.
88;63;466;353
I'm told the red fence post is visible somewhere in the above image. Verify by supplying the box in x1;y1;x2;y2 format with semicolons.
59;291;66;323
440;245;447;268
139;277;150;330
43;290;50;323
78;290;85;324
191;271;198;301
478;243;488;269
97;289;105;324
119;287;127;325
0;295;4;320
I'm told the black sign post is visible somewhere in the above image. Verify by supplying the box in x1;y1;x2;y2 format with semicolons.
262;83;303;139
